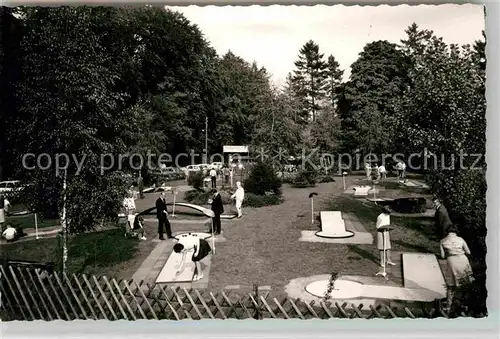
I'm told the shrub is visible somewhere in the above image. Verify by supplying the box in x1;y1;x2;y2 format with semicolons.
448;276;487;317
184;190;231;205
292;169;317;188
317;175;336;183
187;171;204;191
390;197;427;214
243;193;282;207
244;161;282;196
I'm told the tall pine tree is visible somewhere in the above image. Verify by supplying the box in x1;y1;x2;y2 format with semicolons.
291;40;327;122
325;54;343;113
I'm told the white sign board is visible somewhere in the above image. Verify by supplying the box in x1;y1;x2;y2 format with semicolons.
223;145;249;153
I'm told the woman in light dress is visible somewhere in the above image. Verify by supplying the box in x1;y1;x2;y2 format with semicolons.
376;206;396;266
440;225;474;286
123;189;136;215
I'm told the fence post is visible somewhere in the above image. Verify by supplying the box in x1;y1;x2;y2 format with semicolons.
253;284;261;320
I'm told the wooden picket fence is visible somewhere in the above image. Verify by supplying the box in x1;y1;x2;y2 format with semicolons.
1;265;454;321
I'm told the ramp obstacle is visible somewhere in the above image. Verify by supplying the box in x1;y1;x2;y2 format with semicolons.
315;211;355;239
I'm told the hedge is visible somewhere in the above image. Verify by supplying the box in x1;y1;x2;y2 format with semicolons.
390;197;427;214
243;193;283;207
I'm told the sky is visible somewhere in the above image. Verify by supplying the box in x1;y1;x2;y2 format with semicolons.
167;4;485;87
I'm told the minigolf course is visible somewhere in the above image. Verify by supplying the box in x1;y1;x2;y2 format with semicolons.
315;211;354;238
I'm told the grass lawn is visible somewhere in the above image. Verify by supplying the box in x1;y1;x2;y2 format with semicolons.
0;228;152;278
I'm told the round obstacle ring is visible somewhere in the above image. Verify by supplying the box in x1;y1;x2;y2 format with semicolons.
173;232;212;240
314;230;355;239
305;279;364;300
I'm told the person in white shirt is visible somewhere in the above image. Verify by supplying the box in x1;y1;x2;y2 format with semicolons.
378;164;387;180
209;168;217;189
173;233;212;281
365;163;372;180
123;191;136;215
2;224;24;242
0;196;11;230
376;206;395;266
395;160;406;182
231;181;245;218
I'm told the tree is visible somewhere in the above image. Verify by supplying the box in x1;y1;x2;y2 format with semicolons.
338;40;411;154
290;40;328;122
215;52;276;149
10;7;158;232
394;25;486;313
0;7;24;181
252;89;303;163
325;54;344;111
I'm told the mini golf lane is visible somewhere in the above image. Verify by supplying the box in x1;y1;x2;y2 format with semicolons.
304;279;445;302
315;211;354;238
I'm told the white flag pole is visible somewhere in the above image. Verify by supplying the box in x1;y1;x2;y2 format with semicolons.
34;212;39;239
211;218;216;255
171;189;177;218
311;198;314;224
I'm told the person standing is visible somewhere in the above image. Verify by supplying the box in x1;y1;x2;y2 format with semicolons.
209;189;224;235
229;166;234;187
365;163;372;180
376;206;396;266
209;167;217;189
0;195;11;232
373;163;380;181
395;160;406;182
123;192;136;215
434;197;453;238
231;181;245;218
378;164;387;180
440;226;474;286
138;173;144;199
440;225;474;308
222;166;230;186
156;192;172;240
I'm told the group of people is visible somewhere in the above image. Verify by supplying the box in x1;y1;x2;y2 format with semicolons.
375;197;474;304
365;163;387;182
152;180;245;241
364;160;406;182
208;165;235;189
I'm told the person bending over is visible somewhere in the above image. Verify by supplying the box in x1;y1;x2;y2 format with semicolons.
173;233;212;281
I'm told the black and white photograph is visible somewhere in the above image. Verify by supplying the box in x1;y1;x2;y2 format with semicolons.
0;3;489;321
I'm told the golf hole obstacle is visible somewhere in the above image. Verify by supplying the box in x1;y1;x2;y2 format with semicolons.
305;279;364;300
353;185;371;197
315;211;355;239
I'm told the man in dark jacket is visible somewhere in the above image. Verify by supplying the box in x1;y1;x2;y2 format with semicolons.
433;197;453;238
156;192;172;239
210;189;224;235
